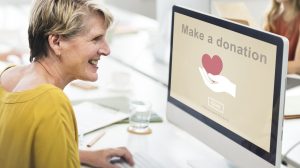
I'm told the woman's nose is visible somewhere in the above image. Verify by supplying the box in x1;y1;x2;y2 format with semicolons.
98;41;110;56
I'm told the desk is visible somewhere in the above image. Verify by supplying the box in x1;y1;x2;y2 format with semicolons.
282;74;300;168
63;6;296;168
62;57;293;168
68;58;235;168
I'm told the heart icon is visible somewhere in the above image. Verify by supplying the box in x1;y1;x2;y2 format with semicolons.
202;54;223;75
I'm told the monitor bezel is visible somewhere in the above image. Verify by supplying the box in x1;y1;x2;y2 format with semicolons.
168;5;287;166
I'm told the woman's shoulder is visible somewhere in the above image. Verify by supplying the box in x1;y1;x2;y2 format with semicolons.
34;84;71;107
0;65;25;90
0;64;60;94
43;84;71;105
33;84;75;122
0;64;16;80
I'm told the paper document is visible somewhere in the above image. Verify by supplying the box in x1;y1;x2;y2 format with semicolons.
73;101;128;134
284;95;300;117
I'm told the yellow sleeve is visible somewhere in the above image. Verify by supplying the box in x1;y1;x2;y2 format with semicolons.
33;100;80;168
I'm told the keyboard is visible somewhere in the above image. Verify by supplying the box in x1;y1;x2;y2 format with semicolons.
113;152;169;168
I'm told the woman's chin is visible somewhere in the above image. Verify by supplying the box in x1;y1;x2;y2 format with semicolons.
88;76;98;82
81;74;98;82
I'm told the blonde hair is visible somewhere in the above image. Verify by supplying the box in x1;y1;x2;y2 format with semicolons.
28;0;113;62
264;0;300;31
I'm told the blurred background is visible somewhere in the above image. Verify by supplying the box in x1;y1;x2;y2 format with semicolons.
0;0;270;84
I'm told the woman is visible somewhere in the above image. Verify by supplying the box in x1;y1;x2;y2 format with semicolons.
264;0;300;74
0;0;134;167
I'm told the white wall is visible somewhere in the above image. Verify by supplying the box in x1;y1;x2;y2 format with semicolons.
0;3;30;51
0;0;32;5
104;0;156;19
154;0;211;63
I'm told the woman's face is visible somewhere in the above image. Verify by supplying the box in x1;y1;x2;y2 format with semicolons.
59;13;110;82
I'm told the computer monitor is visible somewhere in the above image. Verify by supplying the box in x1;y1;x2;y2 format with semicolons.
167;5;288;168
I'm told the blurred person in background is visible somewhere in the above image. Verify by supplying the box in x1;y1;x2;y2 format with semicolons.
264;0;300;74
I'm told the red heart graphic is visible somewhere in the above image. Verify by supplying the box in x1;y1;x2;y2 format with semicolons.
202;54;223;75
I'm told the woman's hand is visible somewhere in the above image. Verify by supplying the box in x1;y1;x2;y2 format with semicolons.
79;147;134;168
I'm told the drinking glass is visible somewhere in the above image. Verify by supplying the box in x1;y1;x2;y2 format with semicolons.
127;100;152;134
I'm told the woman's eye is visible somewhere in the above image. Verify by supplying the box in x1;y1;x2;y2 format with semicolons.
93;36;103;41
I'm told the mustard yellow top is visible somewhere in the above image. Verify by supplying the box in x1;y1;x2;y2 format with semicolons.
0;84;80;168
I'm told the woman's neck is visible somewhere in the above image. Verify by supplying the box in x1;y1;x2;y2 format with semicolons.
34;56;74;89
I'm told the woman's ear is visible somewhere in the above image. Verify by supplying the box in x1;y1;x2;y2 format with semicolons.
48;34;61;56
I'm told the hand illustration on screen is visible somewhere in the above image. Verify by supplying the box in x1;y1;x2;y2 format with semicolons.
199;67;236;97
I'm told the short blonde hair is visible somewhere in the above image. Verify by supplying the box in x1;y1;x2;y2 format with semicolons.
28;0;113;62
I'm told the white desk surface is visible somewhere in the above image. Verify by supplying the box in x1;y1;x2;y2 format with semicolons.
68;57;235;168
282;75;300;168
62;57;297;168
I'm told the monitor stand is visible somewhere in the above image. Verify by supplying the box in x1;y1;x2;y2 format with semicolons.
187;157;237;168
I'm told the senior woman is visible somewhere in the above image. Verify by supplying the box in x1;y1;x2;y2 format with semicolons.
0;0;134;167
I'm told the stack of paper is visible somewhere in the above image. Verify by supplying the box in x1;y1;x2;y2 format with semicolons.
73;101;129;135
284;96;300;119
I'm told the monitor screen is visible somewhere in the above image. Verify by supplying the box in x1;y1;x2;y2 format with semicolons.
167;5;288;168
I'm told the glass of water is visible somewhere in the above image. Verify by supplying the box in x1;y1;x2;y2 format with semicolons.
127;100;152;134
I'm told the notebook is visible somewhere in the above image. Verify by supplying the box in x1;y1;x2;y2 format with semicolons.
284;95;300;119
73;101;129;135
